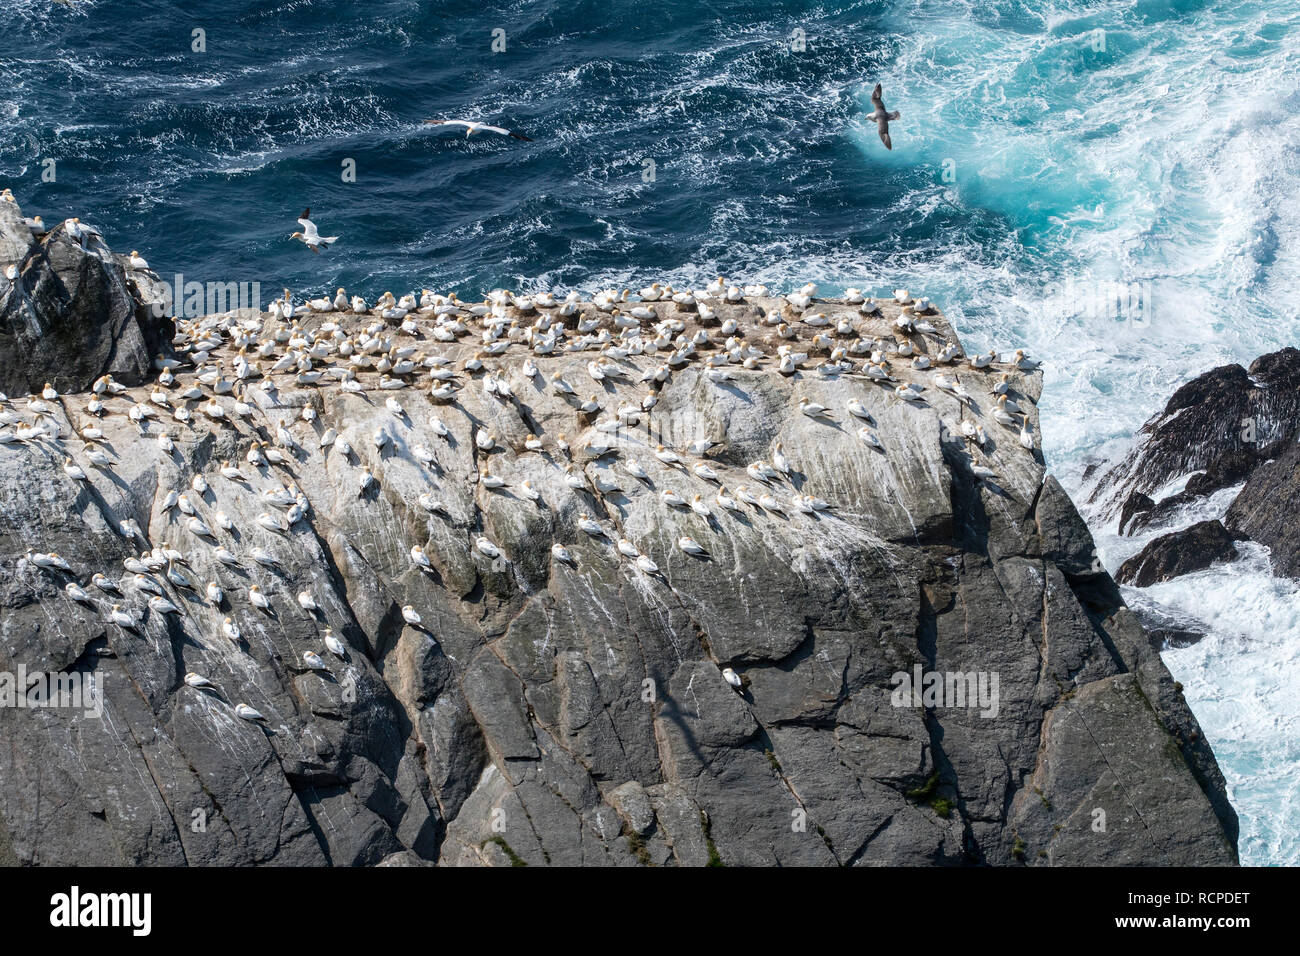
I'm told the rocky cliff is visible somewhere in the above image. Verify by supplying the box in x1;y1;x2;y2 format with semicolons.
1090;347;1300;586
0;200;1237;866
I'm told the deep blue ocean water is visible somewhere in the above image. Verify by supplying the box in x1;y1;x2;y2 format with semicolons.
2;0;1297;864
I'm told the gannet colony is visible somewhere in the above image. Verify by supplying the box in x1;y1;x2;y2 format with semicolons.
0;193;1237;866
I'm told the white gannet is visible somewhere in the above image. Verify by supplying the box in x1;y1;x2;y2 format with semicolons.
108;604;136;629
148;595;179;615
798;398;832;419
721;667;743;689
297;590;317;612
1012;349;1041;371
693;461;720;482
847;399;873;421
715;487;741;513
65;582;93;604
324;630;347;658
248;584;271;610
475;536;502;560
772;442;792;477
551;543;575;564
578;514;607;537
206;581;224;605
992;403;1019;427
857;427;884;449
654;445;682;467
661;489;687;509
291;208;339;254
678;535;708;556
401;605;422;626
418;493;445;513
235;703;265;722
184;672;213;689
997;394;1024;415
303;650;328;670
222;617;241;642
256;512;286;534
422;118;533;141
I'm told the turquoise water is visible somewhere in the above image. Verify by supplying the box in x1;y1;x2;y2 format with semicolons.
2;0;1296;864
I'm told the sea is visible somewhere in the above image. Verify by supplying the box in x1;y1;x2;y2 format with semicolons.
1;0;1296;865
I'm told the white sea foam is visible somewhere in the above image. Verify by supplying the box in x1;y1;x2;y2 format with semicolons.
1141;545;1300;866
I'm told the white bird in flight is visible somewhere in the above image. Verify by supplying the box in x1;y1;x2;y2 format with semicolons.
291;208;338;254
423;119;533;142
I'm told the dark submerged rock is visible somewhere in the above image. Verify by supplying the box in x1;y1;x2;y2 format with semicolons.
1115;520;1238;587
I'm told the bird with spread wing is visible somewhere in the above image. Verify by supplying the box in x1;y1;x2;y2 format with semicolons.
867;83;902;150
290;208;339;254
423;119;533;141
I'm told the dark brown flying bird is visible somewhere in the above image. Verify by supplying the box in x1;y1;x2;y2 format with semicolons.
867;83;901;150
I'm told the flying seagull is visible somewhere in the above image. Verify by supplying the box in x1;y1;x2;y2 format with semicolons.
868;83;901;150
423;119;532;142
291;208;338;254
